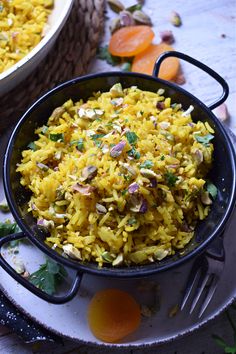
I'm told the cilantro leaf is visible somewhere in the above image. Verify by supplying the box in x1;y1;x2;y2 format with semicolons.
70;138;84;151
97;46;121;66
91;134;105;148
91;134;105;140
128;217;137;225
49;133;64;142
195;134;214;146
27;142;37;151
40;125;48;135
127;147;141;159
29;258;67;295
139;160;154;169
121;62;132;72
0;221;20;237
125;131;138;145
165;171;178;187
206;181;218;199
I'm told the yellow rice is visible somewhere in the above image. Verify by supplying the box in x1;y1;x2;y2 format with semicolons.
0;0;53;73
17;84;215;267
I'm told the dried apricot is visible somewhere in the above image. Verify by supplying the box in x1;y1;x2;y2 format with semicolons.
108;25;155;57
132;43;180;80
87;288;141;343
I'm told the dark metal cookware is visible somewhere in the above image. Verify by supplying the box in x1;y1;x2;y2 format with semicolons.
1;52;235;304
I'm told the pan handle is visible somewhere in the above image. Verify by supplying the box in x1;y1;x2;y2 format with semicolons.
152;51;229;110
0;232;82;304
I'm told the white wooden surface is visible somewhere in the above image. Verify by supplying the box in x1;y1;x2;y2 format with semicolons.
1;0;236;353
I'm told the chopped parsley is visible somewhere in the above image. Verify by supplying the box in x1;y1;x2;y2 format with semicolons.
165;171;178;187
125;131;138;145
91;134;105;148
123;174;131;181
0;221;21;237
127;217;137;225
27;142;37;151
121;62;132;72
127;147;141;159
195;134;214;146
49;133;64;142
206;181;218;199
29;258;67;295
70;138;84;151
40;125;48;135
91;134;105;140
97;45;121;66
139;160;154;169
160;155;165;161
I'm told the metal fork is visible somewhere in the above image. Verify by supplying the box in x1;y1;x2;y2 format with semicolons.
180;235;225;318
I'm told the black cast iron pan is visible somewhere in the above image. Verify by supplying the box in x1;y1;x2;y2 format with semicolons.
1;52;236;303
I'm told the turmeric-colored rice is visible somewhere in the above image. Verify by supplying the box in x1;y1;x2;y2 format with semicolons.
0;0;53;73
17;84;215;267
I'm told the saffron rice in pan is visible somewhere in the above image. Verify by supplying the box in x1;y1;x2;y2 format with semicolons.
17;84;215;267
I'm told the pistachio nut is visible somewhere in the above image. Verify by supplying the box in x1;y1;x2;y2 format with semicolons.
201;191;213;205
80;165;98;181
119;10;135;27
170;11;182;27
132;10;152;26
112;253;124;266
107;0;125;13
109;17;121;34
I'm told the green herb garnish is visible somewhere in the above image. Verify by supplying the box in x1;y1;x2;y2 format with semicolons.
125;131;138;145
97;45;121;66
91;134;105;148
91;134;105;140
123;174;131;181
213;304;236;353
126;4;142;12
127;147;141;159
127;217;137;225
0;221;21;237
40;125;48;135
70;138;84;151
121;62;132;72
165;171;178;187
195;134;214;146
139;160;154;169
49;133;64;142
29;258;67;295
160;155;165;161
206;181;218;199
27;142;37;151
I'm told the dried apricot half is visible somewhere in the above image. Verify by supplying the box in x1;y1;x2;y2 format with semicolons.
132;43;180;80
87;288;141;343
108;25;155;57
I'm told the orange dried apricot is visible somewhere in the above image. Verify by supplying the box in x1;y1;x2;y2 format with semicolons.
87;288;141;343
108;25;155;57
132;43;180;80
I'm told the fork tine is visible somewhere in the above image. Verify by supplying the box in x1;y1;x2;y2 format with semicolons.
180;259;203;310
189;272;210;314
198;275;219;318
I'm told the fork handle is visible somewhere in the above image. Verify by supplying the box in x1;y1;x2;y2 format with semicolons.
205;234;225;261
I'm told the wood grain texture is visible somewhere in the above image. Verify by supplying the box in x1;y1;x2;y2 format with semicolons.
1;0;236;353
